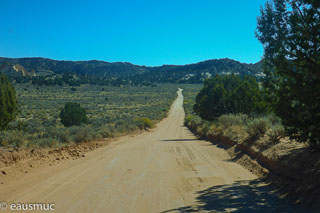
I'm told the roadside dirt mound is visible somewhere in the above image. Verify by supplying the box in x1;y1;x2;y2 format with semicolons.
187;125;320;209
0;139;111;184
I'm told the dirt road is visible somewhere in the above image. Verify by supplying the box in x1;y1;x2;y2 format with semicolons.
0;89;309;212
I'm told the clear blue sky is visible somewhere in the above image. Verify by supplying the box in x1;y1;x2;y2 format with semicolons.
0;0;266;66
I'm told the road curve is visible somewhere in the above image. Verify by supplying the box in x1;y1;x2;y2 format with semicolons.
1;89;309;212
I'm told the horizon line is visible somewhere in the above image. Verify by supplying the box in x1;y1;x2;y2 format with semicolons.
0;56;262;67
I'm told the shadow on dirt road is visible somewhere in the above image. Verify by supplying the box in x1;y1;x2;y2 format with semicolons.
162;180;316;213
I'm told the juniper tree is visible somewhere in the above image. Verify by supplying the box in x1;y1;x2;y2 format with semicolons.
194;75;266;121
59;102;87;127
0;74;17;130
256;0;320;147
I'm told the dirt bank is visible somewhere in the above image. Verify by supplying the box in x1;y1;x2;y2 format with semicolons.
186;117;320;209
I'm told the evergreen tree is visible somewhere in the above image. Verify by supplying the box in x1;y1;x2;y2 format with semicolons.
256;0;320;147
194;75;265;121
231;77;265;114
0;74;17;130
59;103;88;127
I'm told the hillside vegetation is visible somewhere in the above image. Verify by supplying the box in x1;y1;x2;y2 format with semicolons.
0;57;262;84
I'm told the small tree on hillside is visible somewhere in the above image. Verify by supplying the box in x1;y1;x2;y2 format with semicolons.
0;74;17;131
59;103;87;127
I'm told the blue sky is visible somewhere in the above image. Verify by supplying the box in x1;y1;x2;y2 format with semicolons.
0;0;266;66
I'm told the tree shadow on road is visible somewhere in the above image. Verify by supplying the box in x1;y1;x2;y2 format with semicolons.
162;180;314;213
161;139;198;142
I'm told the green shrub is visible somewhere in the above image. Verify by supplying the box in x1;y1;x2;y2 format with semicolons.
7;120;27;131
217;114;249;128
98;125;116;138
46;128;70;143
265;114;282;125
135;117;154;130
73;128;91;143
246;117;272;139
197;122;212;137
0;131;26;147
59;102;88;127
184;114;197;126
68;126;92;143
38;138;59;148
267;124;285;144
224;125;247;143
209;125;224;137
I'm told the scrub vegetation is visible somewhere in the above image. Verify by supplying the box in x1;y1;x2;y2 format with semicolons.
182;84;285;146
0;83;177;148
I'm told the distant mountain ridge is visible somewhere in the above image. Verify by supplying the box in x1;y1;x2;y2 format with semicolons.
0;57;262;83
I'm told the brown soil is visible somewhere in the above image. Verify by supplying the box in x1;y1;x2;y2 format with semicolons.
0;139;112;187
